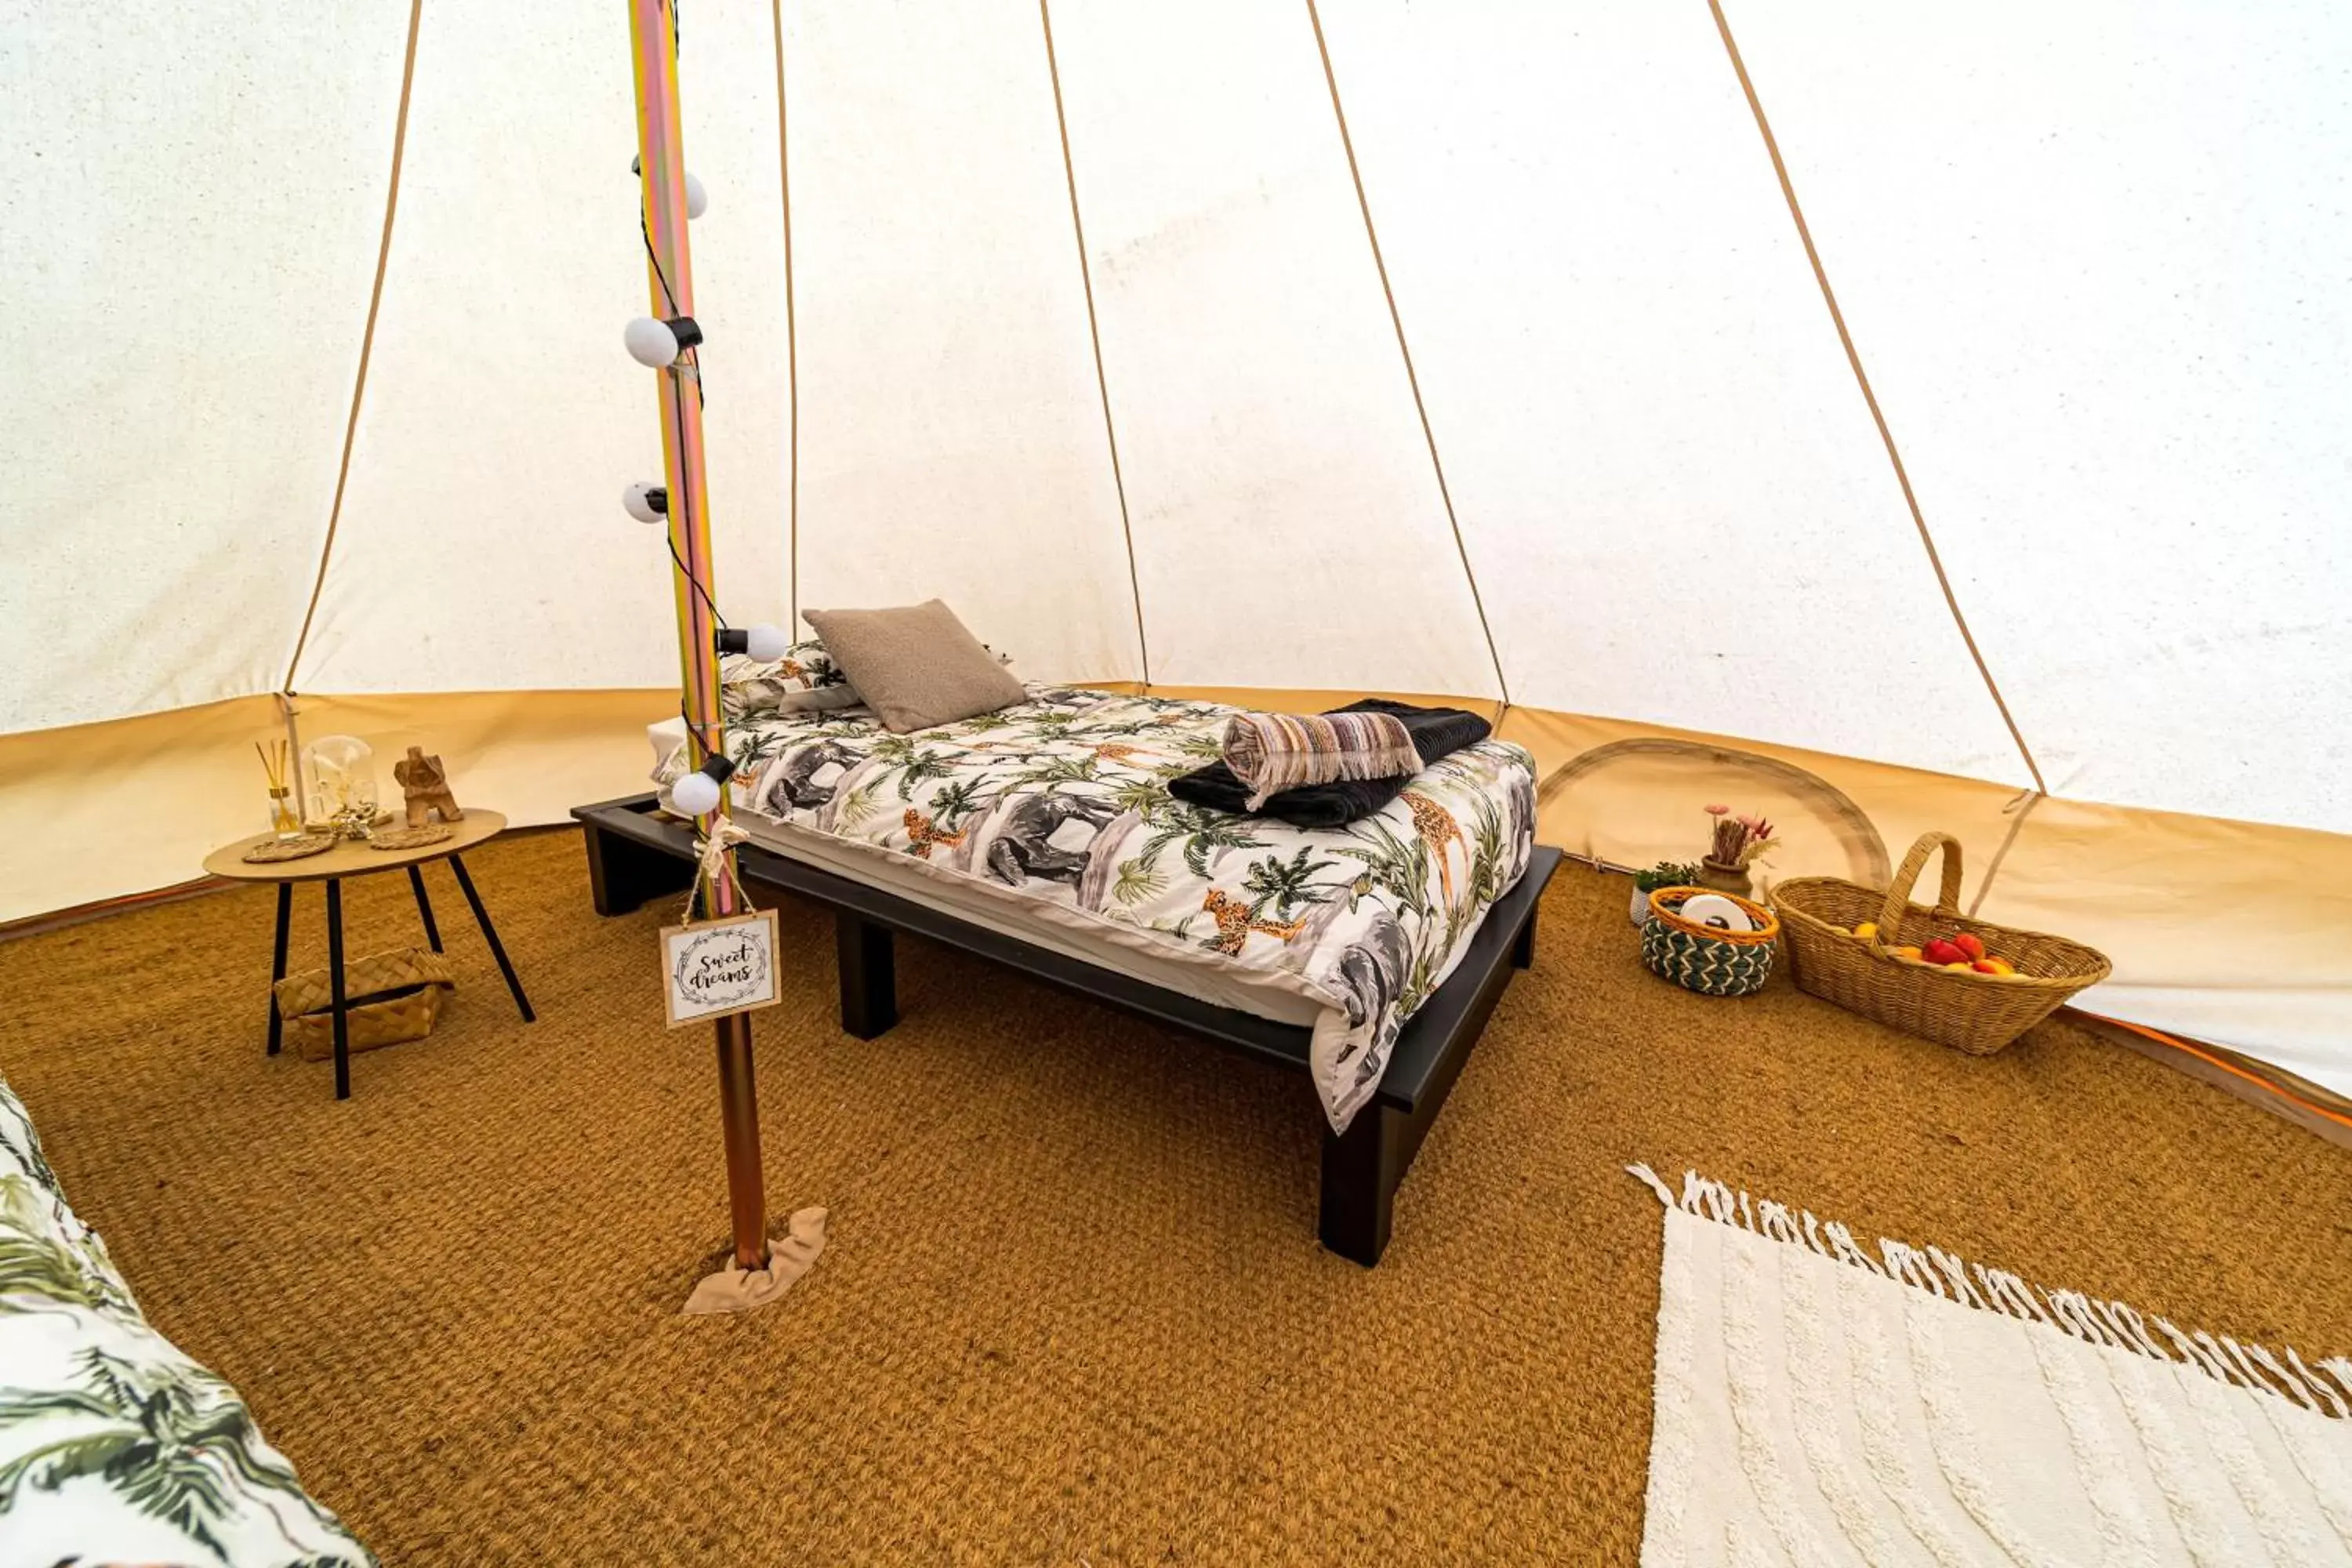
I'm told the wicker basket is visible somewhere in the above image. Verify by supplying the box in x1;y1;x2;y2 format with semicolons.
1642;887;1780;997
274;948;455;1062
1774;832;2111;1055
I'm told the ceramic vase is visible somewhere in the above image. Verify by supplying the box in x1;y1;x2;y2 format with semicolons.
1697;858;1752;898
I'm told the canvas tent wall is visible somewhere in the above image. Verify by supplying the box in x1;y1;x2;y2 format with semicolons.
4;1;2348;1103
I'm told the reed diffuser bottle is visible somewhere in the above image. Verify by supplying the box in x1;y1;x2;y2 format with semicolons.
256;739;304;839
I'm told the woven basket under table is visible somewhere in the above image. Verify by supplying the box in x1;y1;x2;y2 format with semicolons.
1774;832;2111;1055
273;947;456;1062
1642;887;1780;997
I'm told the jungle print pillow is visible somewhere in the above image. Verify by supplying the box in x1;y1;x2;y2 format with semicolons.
719;641;859;721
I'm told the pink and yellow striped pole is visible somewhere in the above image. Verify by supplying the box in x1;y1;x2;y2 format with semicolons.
628;0;767;1271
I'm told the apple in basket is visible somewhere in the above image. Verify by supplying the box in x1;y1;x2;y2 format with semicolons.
1919;937;1969;967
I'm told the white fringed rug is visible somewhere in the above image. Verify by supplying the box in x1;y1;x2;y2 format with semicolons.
1629;1164;2352;1566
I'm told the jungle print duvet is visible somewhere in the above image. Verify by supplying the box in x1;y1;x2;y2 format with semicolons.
0;1076;374;1566
659;685;1536;1132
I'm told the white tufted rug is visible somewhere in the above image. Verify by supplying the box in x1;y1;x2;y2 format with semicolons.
1629;1165;2352;1566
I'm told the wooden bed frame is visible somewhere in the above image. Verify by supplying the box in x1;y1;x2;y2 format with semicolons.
572;793;1560;1265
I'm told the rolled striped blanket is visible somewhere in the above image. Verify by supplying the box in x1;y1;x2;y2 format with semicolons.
1221;710;1425;811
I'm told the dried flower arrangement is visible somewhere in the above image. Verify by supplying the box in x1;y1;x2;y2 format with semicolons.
1703;804;1780;871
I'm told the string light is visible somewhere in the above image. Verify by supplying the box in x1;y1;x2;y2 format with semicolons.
624;314;701;368
623;482;667;524
670;754;734;817
629;156;709;221
716;625;791;661
630;128;737;818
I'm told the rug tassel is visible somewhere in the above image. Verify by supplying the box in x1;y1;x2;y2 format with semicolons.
1625;1163;2347;1418
1927;1247;1986;1310
2221;1335;2307;1406
2156;1320;2235;1385
2049;1292;2097;1346
2209;1333;2277;1397
2183;1328;2252;1389
1822;1221;1886;1276
2089;1299;2143;1354
2242;1341;2320;1411
2101;1301;2175;1363
2288;1348;2350;1417
1976;1267;2053;1327
1626;1163;1678;1207
1881;1241;1948;1299
1679;1169;1708;1218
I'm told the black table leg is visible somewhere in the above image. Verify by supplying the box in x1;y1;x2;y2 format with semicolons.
580;816;696;916
1320;1103;1406;1267
836;909;898;1039
1511;902;1537;971
448;853;534;1023
325;878;351;1101
408;864;443;953
267;882;293;1056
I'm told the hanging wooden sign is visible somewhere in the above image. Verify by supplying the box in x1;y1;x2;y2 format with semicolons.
659;909;781;1027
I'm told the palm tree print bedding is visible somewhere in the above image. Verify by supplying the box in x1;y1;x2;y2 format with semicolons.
0;1078;374;1566
659;685;1537;1132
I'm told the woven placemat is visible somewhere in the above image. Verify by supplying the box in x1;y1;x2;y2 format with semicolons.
243;834;336;864
369;825;455;851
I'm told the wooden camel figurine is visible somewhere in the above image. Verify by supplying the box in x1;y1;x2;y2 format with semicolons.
394;746;464;828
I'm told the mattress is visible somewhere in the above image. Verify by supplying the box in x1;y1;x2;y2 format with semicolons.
732;809;1330;1029
649;684;1537;1131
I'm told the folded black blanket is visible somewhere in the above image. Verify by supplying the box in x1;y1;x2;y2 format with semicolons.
1167;699;1493;829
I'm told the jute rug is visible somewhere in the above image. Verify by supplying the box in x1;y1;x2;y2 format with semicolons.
1630;1165;2352;1566
6;833;2349;1562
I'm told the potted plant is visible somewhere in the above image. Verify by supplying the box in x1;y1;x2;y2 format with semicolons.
1699;805;1780;896
1631;861;1704;925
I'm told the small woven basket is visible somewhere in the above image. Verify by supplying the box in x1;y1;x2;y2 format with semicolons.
1642;887;1780;997
1775;832;2111;1055
274;948;455;1062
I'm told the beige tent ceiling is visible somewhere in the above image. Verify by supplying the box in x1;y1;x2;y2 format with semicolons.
3;1;2347;1100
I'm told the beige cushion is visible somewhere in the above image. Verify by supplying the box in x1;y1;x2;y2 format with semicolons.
800;600;1025;734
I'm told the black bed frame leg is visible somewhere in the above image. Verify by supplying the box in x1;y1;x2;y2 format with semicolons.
1511;902;1537;970
837;909;898;1039
1319;1105;1406;1267
582;818;697;916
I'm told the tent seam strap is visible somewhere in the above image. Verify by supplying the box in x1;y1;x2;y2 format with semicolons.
1307;0;1512;713
1040;0;1152;688
1704;0;2047;797
281;0;426;695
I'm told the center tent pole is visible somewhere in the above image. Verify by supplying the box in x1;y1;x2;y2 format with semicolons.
625;0;767;1273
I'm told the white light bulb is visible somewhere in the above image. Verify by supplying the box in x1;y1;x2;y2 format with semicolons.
624;316;679;368
670;769;722;816
684;171;709;220
622;482;664;524
742;623;790;662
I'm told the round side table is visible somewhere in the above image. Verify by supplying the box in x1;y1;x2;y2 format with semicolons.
204;811;535;1098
